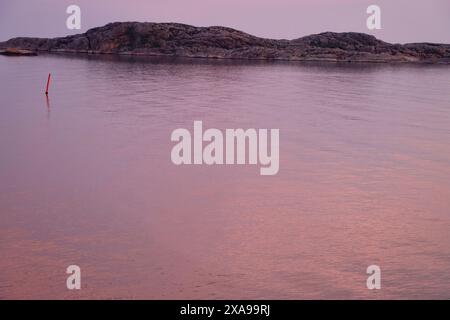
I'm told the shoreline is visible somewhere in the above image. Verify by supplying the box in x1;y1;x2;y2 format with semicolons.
4;49;450;66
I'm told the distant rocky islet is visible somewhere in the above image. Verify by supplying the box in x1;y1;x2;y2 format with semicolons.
1;22;450;63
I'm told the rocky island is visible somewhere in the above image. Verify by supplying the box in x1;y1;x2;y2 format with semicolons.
1;22;450;63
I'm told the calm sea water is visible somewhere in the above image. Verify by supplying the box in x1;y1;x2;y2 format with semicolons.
1;54;450;299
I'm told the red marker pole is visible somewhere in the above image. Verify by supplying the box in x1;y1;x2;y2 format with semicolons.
45;73;51;95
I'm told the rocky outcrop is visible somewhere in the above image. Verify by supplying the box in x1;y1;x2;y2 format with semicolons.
1;22;450;63
0;48;37;56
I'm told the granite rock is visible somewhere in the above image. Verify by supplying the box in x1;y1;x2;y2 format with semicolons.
1;22;449;63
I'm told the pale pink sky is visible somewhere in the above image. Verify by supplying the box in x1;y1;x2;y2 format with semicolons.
0;0;449;43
